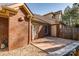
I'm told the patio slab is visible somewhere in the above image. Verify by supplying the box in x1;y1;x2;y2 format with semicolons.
48;42;79;56
32;37;75;54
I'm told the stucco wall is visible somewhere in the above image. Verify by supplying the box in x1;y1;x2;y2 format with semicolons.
9;9;29;50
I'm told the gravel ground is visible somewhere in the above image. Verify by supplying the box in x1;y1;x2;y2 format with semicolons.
0;44;48;56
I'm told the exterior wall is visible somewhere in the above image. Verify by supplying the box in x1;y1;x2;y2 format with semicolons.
9;9;29;50
55;13;62;21
32;22;50;40
43;14;57;24
51;24;60;37
0;17;8;49
44;13;62;23
51;25;57;37
44;14;54;20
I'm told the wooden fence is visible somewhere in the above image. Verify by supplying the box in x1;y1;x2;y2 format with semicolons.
59;25;79;40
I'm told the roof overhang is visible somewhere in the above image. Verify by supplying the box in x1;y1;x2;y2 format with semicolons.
7;3;33;16
0;3;33;18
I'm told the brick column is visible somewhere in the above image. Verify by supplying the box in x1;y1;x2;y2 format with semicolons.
28;15;32;44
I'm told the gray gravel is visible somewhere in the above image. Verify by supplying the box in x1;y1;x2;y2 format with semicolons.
0;44;48;56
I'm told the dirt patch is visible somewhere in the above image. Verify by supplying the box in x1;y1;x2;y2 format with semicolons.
0;44;47;56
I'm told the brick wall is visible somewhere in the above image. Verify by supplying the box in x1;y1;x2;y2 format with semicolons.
9;9;29;50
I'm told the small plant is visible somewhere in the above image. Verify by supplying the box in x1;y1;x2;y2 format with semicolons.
1;39;8;49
